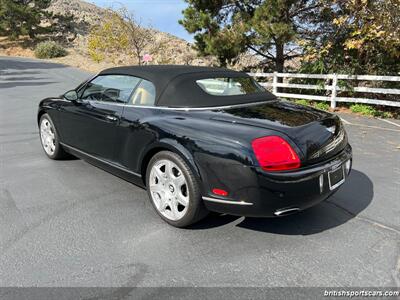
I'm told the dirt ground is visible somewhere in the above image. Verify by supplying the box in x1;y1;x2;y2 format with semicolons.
0;36;112;73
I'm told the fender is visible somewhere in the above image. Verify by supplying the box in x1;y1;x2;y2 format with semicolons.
139;138;202;183
37;100;51;124
37;108;46;124
37;98;62;124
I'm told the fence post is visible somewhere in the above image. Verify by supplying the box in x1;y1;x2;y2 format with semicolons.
330;74;338;109
272;72;278;94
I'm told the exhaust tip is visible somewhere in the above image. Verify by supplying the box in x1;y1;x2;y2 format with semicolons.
274;207;300;217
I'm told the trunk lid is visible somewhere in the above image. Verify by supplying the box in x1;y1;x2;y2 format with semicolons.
212;100;348;164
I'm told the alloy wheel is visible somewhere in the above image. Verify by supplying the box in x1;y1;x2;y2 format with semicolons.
149;159;189;221
40;118;56;156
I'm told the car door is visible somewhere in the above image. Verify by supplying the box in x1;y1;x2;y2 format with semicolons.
115;79;158;172
58;74;141;162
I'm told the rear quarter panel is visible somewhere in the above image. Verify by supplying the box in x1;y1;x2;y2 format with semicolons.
119;107;286;192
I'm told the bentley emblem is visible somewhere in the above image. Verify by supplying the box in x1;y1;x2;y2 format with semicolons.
326;126;336;134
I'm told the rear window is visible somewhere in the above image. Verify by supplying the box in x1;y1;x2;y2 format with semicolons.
196;77;265;96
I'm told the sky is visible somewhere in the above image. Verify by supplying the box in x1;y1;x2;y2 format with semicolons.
89;0;193;41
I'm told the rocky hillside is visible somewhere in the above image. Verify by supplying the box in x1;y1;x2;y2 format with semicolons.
46;0;210;67
46;0;258;70
49;0;107;25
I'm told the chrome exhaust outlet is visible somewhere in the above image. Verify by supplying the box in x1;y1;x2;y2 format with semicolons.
274;207;300;216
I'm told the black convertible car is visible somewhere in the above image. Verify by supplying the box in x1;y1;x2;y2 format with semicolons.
38;65;352;227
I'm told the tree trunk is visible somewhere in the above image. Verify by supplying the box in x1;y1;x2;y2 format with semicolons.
275;42;285;91
29;30;35;39
135;48;142;65
9;22;19;40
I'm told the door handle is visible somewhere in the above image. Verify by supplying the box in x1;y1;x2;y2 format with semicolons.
106;115;118;121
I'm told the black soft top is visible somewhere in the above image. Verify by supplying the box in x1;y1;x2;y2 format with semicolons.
99;65;276;108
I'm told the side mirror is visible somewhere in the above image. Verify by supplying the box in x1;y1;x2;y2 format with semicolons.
63;90;79;101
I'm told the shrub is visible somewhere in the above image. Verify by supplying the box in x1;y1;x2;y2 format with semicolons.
380;111;394;119
295;99;310;106
34;41;68;59
314;102;330;111
350;104;378;117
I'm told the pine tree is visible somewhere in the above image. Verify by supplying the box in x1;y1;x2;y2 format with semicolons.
180;0;399;75
0;0;53;40
179;0;323;71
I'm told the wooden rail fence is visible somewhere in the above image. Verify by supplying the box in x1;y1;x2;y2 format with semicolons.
249;72;400;108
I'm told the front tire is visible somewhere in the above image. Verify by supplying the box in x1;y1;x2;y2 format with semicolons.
39;113;68;160
146;151;208;227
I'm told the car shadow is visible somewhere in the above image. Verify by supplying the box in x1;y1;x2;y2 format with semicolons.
0;71;39;76
54;151;80;161
0;58;68;71
0;81;57;89
190;170;373;235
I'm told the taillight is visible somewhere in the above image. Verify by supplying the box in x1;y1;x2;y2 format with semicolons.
251;136;300;171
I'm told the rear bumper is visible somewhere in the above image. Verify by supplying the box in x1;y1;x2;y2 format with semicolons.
201;144;352;217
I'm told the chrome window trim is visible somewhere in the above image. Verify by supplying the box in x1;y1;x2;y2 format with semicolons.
202;196;253;206
81;99;275;111
76;72;100;98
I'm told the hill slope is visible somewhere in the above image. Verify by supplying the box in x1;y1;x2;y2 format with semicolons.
49;0;107;24
0;0;258;71
47;0;221;69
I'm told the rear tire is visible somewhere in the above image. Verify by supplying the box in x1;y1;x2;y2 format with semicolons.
146;151;208;228
39;113;68;160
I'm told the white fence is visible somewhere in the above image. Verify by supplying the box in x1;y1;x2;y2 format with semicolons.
249;72;400;108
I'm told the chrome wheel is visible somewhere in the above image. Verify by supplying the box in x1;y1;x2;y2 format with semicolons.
40;118;56;156
149;159;189;221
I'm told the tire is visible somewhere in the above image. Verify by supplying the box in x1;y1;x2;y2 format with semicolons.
146;151;208;227
39;113;68;160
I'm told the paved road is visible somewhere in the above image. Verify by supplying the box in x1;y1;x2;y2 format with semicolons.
0;57;399;289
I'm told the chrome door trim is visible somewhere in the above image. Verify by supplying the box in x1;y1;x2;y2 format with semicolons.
60;142;142;178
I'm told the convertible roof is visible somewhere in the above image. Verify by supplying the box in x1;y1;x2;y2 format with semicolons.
99;65;276;108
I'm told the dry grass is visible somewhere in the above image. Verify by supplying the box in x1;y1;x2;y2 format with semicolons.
0;36;114;73
49;49;115;73
0;36;35;57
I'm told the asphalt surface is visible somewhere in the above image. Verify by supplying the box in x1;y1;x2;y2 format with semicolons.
0;57;399;289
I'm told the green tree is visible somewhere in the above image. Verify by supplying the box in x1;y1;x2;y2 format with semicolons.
179;0;323;70
300;0;400;75
0;0;53;40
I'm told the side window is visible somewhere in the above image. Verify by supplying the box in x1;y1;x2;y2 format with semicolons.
81;75;140;103
130;80;156;106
